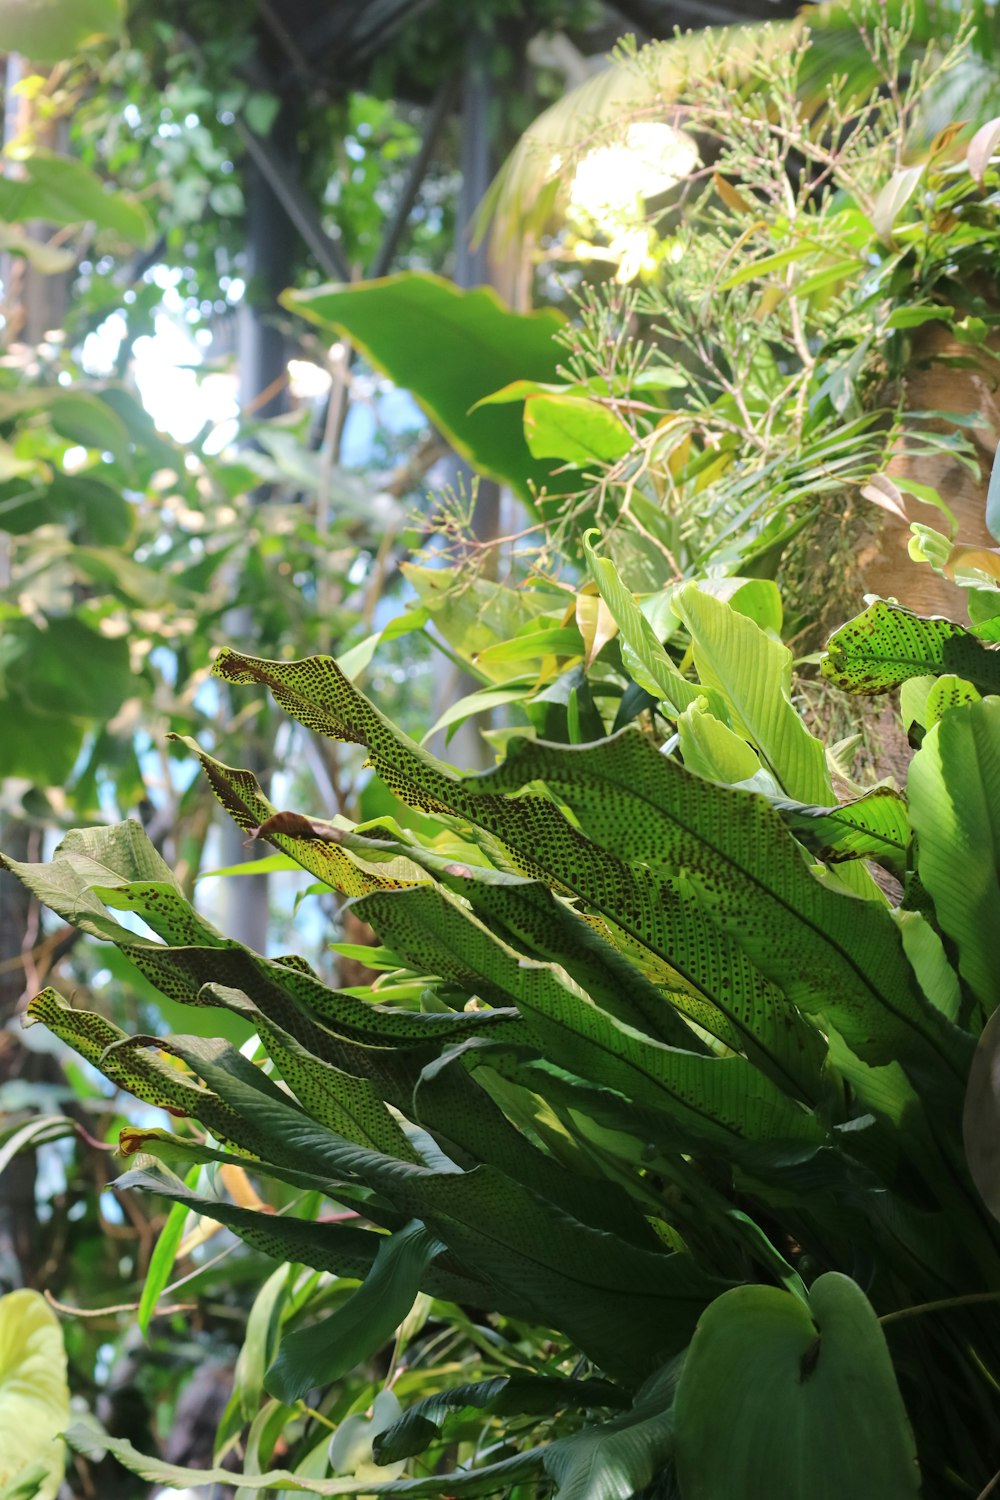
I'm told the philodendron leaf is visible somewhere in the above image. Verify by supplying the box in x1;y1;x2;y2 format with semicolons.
674;1273;920;1500
265;1220;446;1404
908;698;1000;1024
0;1290;70;1500
822;600;1000;696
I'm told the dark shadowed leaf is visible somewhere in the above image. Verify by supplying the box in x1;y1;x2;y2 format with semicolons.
674;1274;920;1500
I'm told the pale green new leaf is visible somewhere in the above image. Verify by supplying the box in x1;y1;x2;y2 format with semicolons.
674;583;830;803
582;535;718;716
0;1290;69;1500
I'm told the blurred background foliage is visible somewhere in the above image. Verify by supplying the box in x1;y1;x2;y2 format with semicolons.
0;0;997;1494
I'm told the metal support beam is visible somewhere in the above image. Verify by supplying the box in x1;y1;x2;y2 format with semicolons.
370;77;456;279
432;20;500;770
217;102;301;953
234;115;350;283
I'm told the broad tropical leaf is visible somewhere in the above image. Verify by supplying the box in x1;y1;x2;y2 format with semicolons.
281;273;565;502
673;1273;920;1500
908;698;1000;1024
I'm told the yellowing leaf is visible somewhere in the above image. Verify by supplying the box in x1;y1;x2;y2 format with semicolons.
968;115;1000;186
575;591;619;667
0;1289;69;1500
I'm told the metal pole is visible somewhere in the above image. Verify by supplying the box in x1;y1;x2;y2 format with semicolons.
216;99;300;952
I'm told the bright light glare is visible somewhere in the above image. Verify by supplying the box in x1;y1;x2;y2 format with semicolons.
131;314;238;450
567;122;699;233
288;358;332;399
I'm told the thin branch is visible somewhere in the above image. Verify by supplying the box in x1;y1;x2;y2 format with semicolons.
44;1289;196;1321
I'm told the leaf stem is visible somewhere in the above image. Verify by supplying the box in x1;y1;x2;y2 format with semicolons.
880;1291;1000;1327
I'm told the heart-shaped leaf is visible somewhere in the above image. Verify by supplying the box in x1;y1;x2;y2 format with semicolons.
674;1273;919;1500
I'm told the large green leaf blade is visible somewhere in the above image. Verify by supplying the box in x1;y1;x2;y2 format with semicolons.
281;273;565;502
471;732;967;1088
356;885;824;1159
265;1221;445;1404
212;646;830;1098
908;698;1000;1023
136;1033;720;1385
674;583;831;803
212;645;968;1095
673;1273;920;1500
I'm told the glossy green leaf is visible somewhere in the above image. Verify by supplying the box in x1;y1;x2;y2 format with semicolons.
266;1221;445;1403
674;583;830;803
908;698;1000;1022
775;787;910;877
674;1274;920;1500
0;1290;69;1500
523;393;633;466
822;601;1000;696
281;273;565;502
137;1165;198;1338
